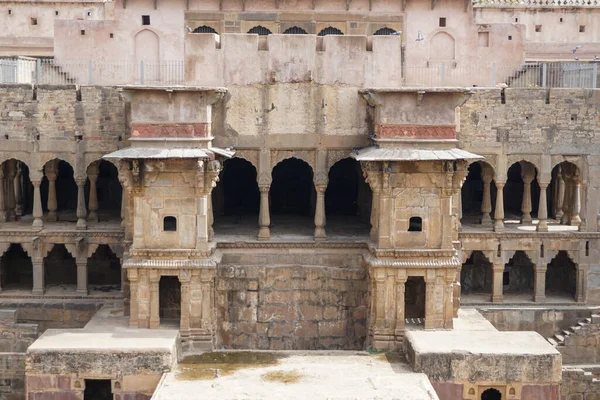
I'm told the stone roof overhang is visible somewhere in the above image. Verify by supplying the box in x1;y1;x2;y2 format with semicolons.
102;146;234;160
353;145;483;162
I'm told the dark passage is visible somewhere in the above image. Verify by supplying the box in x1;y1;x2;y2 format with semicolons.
160;276;181;323
84;379;112;400
481;388;502;400
405;277;426;319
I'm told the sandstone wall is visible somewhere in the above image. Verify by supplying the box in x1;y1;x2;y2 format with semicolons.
0;301;102;333
559;319;600;365
215;263;368;350
561;367;600;400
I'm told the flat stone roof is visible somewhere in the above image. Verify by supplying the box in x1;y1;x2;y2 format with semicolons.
406;330;560;355
153;351;439;400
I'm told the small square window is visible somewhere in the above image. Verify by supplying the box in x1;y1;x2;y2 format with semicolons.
515;17;518;22
408;217;422;232
87;11;91;16
164;216;177;231
30;17;38;25
535;25;542;32
8;9;12;15
580;25;586;33
55;11;59;16
439;17;446;27
560;17;563;22
80;30;85;35
109;33;114;38
142;15;150;25
508;35;512;40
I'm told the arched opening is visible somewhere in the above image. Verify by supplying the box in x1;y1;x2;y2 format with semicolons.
318;27;344;36
159;276;181;327
41;159;78;221
87;245;121;292
247;26;272;35
325;158;371;236
505;161;540;223
461;161;496;225
134;29;160;84
461;251;493;301
430;32;455;60
212;158;259;235
193;25;218;34
86;160;122;222
405;277;426;325
374;27;396;35
283;26;308;34
481;388;502;400
548;161;580;225
504;251;534;299
270;158;314;235
0;244;33;291
0;159;34;221
546;251;577;300
44;244;77;290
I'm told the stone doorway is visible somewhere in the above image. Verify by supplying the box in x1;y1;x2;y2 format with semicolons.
546;250;577;300
0;244;33;291
405;277;425;324
480;387;502;400
83;379;112;400
159;276;181;327
44;244;77;288
503;251;534;300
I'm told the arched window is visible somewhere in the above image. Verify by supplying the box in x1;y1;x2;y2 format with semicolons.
193;25;218;34
163;216;177;232
374;27;396;36
247;26;272;36
283;26;308;34
318;27;344;36
408;217;422;232
481;388;502;400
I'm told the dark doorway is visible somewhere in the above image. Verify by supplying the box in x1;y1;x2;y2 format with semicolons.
88;245;121;290
405;277;426;320
461;251;493;294
270;158;314;216
0;244;33;290
546;251;577;299
44;244;77;286
84;379;112;400
85;160;122;221
504;251;534;295
505;162;540;220
41;160;78;214
481;388;502;400
213;158;259;219
159;276;181;325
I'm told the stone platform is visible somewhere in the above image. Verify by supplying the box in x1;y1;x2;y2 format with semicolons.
406;330;562;399
153;350;438;400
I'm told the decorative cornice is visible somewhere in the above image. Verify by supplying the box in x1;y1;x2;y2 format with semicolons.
369;247;458;258
0;230;124;239
130;248;216;258
459;231;600;239
216;241;369;249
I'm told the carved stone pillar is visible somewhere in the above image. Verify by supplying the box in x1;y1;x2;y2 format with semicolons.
121;189;127;228
555;167;565;220
571;177;582;227
480;168;494;226
370;189;380;242
128;269;139;328
5;161;16;222
0;166;6;223
576;265;586;303
45;161;58;222
394;275;406;340
207;193;214;242
14;162;22;217
31;179;43;229
561;169;572;225
257;185;270;240
533;264;546;303
520;163;534;224
149;272;160;328
87;164;99;223
492;263;504;303
180;274;191;334
76;259;88;295
314;184;327;241
75;179;87;230
536;182;549;232
32;259;44;295
493;181;505;232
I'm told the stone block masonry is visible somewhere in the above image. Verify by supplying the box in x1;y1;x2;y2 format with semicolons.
561;367;600;400
216;265;368;350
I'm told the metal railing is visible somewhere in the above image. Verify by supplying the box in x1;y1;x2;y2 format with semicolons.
0;58;598;89
473;0;600;6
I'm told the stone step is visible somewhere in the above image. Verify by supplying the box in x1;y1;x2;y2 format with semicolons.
563;330;572;336
572;325;582;332
547;337;559;346
554;334;565;343
591;314;600;324
585;318;592;323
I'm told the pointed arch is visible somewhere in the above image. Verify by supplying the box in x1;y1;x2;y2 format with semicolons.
318;27;344;36
0;243;33;290
88;244;121;288
193;25;218;34
283;26;308;34
430;32;455;60
461;251;493;295
43;244;77;287
247;26;272;36
374;27;396;36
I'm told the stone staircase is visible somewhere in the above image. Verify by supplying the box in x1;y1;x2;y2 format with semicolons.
546;314;600;347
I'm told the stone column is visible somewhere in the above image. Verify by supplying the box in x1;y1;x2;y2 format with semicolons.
76;259;88;295
571;177;582;227
31;179;43;229
5;161;16;222
32;259;44;295
149;272;160;328
45;162;58;222
561;170;572;225
480;169;493;226
14;162;22;217
533;264;546;303
87;165;99;223
536;181;549;232
370;188;380;242
394;276;406;344
128;270;139;328
576;265;586;303
0;166;6;222
180;276;191;333
492;263;504;303
121;189;128;228
493;181;505;232
75;179;87;230
314;184;327;241
520;164;534;224
555;167;565;220
257;185;270;240
207;193;214;242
